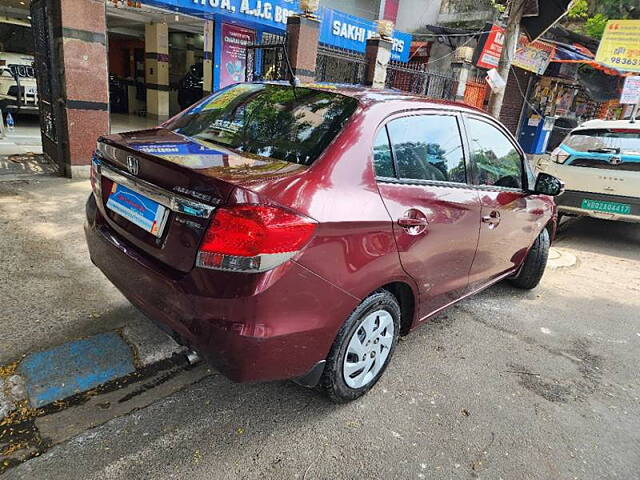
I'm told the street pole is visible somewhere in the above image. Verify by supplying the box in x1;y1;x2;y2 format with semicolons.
487;0;526;118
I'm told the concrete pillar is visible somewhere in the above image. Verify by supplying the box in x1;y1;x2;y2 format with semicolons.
203;21;214;94
33;0;110;178
452;46;474;102
286;15;320;82
186;35;196;68
145;22;169;119
364;37;392;89
453;62;471;102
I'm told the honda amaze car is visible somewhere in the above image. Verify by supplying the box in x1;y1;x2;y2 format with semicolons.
85;83;562;402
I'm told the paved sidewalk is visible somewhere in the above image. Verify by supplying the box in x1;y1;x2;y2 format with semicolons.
0;174;135;363
0;170;193;467
0;172;183;393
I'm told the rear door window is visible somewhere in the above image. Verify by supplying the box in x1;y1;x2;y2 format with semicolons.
385;115;466;183
373;127;395;178
465;117;523;189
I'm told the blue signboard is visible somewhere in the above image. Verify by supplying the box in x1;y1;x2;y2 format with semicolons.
318;7;411;62
142;1;412;62
142;0;300;30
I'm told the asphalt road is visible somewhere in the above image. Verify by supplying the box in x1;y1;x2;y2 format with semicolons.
5;215;638;480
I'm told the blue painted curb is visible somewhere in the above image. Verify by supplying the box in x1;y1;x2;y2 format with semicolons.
17;332;136;408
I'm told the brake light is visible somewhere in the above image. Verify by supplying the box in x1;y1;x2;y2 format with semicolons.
90;156;100;194
197;204;316;272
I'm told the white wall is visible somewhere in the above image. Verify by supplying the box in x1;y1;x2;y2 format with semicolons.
394;0;442;33
319;0;383;20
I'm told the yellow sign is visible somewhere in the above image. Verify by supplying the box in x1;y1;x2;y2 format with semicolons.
595;20;640;72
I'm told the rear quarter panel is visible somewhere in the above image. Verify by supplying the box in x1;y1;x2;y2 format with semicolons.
238;104;420;307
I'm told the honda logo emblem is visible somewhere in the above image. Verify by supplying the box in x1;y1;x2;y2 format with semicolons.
126;156;139;175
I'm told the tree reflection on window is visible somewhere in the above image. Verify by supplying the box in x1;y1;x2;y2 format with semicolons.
466;118;523;189
386;115;466;183
166;84;358;166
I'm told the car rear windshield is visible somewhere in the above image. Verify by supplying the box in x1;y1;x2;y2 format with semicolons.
563;128;640;156
165;84;359;166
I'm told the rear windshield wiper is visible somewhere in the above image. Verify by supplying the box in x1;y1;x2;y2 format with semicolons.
587;147;620;154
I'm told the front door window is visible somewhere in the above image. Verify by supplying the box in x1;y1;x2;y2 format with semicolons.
465;118;523;189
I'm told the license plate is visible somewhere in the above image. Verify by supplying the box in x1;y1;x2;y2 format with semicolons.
581;198;631;215
26;87;36;95
106;183;168;237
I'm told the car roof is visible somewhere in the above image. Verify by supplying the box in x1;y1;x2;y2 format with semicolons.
575;119;640;131
259;81;487;114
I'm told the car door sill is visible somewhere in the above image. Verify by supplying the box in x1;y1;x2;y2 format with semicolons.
416;268;518;325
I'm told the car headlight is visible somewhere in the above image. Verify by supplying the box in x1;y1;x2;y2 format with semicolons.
550;147;570;164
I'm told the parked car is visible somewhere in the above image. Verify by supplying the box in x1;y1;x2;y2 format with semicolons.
85;83;562;402
109;74;128;114
177;62;203;111
537;119;640;223
0;52;38;117
546;116;579;153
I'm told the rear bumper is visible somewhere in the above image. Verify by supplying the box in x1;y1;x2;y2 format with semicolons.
84;194;357;383
0;98;39;115
556;190;640;223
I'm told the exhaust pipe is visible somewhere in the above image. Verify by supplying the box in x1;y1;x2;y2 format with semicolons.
186;350;201;365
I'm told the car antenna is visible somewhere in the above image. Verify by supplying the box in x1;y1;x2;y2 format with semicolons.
281;38;299;98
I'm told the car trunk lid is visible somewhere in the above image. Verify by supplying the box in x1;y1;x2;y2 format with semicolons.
94;128;308;272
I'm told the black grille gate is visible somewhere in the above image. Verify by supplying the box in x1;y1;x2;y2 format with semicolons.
315;45;367;85
30;0;67;175
244;33;290;82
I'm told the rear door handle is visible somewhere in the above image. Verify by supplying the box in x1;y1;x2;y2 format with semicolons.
482;211;501;227
398;217;428;227
397;211;429;235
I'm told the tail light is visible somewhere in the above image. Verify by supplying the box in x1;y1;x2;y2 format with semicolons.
90;156;100;195
196;204;316;272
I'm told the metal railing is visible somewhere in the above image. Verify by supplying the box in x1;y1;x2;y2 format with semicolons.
315;45;367;85
385;60;457;100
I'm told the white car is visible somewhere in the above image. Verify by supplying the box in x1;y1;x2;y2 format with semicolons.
536;119;640;223
0;52;38;117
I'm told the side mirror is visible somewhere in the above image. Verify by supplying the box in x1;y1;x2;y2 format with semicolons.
532;172;564;196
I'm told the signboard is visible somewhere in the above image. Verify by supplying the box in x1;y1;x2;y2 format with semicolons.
485;68;506;92
142;0;299;30
318;7;412;62
620;76;640;104
595;20;640;73
144;1;412;62
473;24;505;70
512;37;555;75
474;23;555;74
219;23;256;89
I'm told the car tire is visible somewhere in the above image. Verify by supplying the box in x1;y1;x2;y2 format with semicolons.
509;228;550;290
319;290;401;403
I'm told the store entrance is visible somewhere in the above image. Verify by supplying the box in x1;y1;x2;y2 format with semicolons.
106;4;205;126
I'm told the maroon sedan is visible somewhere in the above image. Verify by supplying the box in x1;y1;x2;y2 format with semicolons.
85;83;562;402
